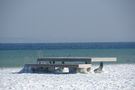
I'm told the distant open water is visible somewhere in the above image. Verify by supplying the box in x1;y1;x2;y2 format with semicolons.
0;42;135;67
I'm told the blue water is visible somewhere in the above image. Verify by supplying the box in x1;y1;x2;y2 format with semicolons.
0;42;135;67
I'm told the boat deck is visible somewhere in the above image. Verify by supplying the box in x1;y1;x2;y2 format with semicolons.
23;57;117;73
25;64;79;68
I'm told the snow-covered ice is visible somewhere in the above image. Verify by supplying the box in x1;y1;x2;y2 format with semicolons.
0;64;135;90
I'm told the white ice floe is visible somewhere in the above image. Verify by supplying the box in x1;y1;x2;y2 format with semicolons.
0;64;135;90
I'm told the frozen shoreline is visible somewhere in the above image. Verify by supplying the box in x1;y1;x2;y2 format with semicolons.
0;64;135;90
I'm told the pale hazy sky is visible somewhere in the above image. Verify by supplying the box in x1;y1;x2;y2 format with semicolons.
0;0;135;43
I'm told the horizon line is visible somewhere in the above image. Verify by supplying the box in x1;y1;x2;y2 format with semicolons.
0;42;135;44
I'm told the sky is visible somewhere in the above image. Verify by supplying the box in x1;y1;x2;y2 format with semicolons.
0;0;135;43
